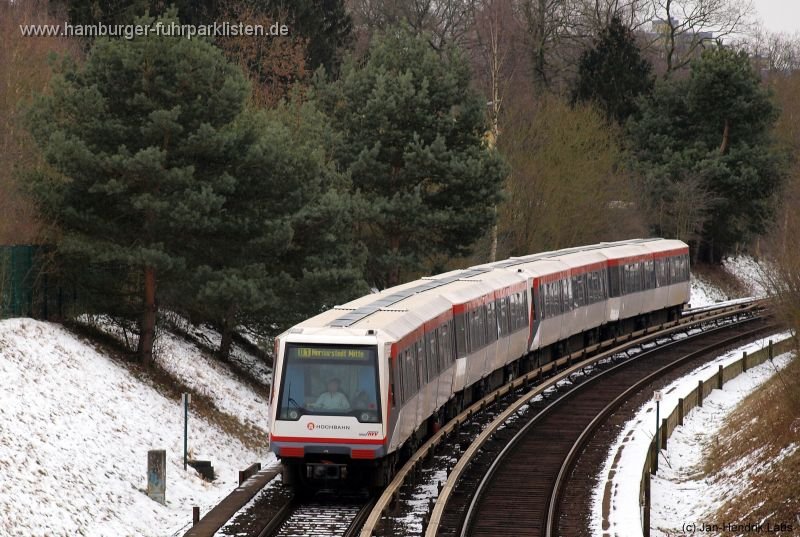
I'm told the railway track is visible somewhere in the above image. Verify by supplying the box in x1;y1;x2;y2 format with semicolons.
198;301;767;537
357;300;771;537
427;314;776;537
258;492;374;537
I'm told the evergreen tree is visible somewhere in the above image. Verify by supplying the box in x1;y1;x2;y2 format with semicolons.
26;12;366;362
180;98;368;358
254;0;353;75
571;16;653;125
317;29;508;288
66;0;218;28
628;47;785;262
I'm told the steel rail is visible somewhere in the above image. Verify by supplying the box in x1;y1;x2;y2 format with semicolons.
360;299;762;537
542;322;777;537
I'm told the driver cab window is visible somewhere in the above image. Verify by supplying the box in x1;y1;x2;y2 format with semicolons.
278;345;381;422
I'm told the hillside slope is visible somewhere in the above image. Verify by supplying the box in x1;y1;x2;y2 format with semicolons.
0;319;270;537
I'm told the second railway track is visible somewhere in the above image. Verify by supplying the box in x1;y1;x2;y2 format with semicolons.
429;311;776;537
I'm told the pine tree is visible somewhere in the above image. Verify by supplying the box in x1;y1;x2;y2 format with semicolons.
26;12;366;362
627;47;785;262
253;0;353;75
180;98;368;358
317;29;508;288
571;16;653;125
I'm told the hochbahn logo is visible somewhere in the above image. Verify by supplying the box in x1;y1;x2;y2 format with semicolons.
305;422;350;431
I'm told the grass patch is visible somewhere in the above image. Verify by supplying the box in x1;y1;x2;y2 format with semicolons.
704;350;800;533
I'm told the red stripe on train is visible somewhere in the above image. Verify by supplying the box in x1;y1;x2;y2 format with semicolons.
271;435;386;445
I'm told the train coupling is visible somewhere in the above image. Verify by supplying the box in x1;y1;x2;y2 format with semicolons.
306;461;348;480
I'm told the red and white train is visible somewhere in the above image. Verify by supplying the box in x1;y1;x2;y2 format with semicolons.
268;239;690;488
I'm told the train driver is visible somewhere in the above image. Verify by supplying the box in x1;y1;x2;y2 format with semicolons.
312;378;351;411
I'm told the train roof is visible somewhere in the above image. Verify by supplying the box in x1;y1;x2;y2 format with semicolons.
283;238;688;341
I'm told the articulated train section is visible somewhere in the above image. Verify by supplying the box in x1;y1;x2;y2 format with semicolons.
186;296;774;537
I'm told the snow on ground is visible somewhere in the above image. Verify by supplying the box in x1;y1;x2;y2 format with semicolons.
689;274;730;308
166;316;272;388
154;330;269;434
0;319;274;537
723;255;767;298
690;255;767;308
81;314;271;435
590;333;795;537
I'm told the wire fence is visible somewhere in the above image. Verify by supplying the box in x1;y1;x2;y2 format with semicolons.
0;245;74;320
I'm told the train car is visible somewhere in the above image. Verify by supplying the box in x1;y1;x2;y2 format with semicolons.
268;239;690;490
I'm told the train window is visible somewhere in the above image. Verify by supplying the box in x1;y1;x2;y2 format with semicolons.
426;332;435;381
608;266;621;297
401;349;413;402
414;339;425;386
669;256;678;282
437;324;447;370
455;314;467;358
644;260;655;289
394;352;402;405
413;345;421;393
277;344;381;421
466;310;478;354
572;274;585;308
593;272;599;303
486;301;497;342
560;279;570;312
655;258;666;287
478;306;487;347
497;299;506;336
521;292;529;327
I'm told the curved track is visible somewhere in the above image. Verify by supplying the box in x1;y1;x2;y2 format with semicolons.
433;314;775;537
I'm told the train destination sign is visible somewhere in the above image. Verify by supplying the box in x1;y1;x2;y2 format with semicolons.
292;347;372;360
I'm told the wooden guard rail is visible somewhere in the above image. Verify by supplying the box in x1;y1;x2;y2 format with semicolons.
639;336;795;537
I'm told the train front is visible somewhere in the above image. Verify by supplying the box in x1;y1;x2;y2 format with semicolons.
268;333;388;489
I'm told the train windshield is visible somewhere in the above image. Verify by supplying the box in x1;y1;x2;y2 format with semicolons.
277;344;381;423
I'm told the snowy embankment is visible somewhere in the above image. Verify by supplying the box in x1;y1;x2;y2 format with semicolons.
690;255;765;308
81;314;271;436
0;319;272;537
590;334;795;537
154;330;269;434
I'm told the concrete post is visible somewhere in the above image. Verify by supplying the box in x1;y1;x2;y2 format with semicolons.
697;380;704;407
147;450;166;505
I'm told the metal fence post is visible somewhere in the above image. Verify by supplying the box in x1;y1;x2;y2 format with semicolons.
717;364;723;390
182;393;191;470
